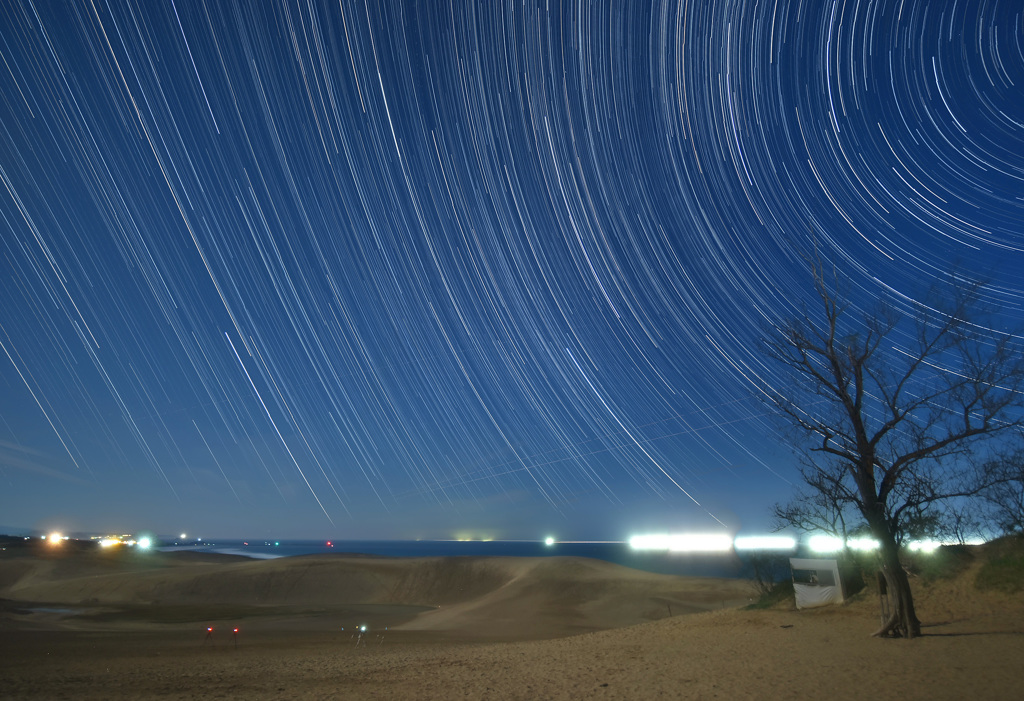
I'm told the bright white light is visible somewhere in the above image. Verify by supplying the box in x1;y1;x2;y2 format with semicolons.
807;534;844;553
734;535;797;551
544;537;555;546
99;539;119;548
672;534;732;552
137;537;152;549
629;534;667;550
629;533;732;553
846;537;880;552
180;533;187;540
908;539;941;553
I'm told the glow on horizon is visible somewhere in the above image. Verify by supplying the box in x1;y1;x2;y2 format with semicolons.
99;533;983;552
805;534;985;554
733;535;797;551
629;533;733;553
806;534;845;553
846;537;880;552
625;531;984;554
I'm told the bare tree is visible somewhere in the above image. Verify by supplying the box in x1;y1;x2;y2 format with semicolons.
748;551;792;599
982;450;1024;534
758;261;1024;638
932;500;985;545
772;463;861;542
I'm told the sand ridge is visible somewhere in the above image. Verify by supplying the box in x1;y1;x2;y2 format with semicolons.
0;548;751;639
2;542;1022;699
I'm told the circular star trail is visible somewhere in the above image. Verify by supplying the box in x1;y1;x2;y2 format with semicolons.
1;1;1021;538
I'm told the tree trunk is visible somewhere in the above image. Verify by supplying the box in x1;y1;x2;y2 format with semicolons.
871;530;921;638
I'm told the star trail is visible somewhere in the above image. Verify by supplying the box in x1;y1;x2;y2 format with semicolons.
1;1;1022;539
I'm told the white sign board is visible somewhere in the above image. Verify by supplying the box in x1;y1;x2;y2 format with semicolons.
790;558;844;609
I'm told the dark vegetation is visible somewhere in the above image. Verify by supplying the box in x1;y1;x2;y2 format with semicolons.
974;535;1024;594
748;536;1024;609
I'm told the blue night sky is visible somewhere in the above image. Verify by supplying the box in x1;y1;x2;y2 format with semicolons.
1;1;1022;540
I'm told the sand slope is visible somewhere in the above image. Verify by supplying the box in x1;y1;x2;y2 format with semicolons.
0;548;751;639
2;542;1022;699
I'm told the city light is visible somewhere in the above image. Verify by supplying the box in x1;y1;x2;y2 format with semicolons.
629;533;732;553
807;534;845;553
733;535;797;551
846;537;880;552
619;531;987;555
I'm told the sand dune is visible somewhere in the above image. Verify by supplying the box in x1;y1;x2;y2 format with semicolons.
2;541;1022;699
0;547;751;640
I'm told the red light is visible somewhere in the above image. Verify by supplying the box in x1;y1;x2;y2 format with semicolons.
233;628;239;633
207;627;213;632
327;541;332;547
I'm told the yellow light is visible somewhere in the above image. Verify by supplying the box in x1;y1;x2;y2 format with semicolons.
47;532;63;545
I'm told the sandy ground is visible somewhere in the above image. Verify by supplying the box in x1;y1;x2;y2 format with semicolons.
1;545;1022;700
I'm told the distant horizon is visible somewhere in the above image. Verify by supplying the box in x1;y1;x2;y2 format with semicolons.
9;528;989;553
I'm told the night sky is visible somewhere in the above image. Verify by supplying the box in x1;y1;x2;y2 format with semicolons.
1;1;1022;541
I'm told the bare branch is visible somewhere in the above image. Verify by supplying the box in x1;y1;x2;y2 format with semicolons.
758;258;1024;639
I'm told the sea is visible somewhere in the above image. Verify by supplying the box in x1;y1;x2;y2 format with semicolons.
158;539;775;580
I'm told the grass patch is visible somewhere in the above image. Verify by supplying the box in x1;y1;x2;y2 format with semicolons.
975;555;1024;594
907;544;975;582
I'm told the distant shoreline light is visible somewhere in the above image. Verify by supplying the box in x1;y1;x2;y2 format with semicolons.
628;532;982;554
734;535;798;551
628;533;733;553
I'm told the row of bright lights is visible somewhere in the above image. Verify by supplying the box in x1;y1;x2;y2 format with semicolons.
98;536;152;549
43;532;152;549
39;531;981;555
627;533;983;554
